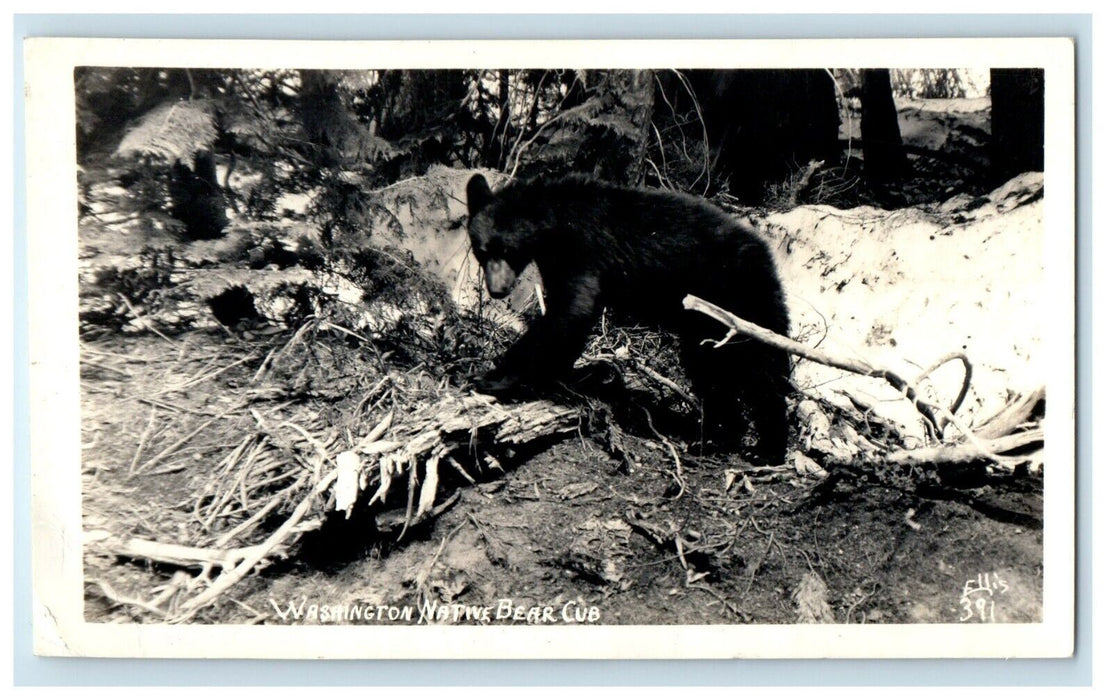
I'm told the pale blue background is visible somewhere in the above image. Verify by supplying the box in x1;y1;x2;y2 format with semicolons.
12;13;1093;686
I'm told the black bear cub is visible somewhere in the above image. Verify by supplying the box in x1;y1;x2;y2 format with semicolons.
466;173;791;464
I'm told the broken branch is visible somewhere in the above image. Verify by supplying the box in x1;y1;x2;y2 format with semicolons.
683;294;1040;473
683;294;945;435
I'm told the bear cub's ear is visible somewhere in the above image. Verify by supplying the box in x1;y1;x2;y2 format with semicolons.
466;174;495;217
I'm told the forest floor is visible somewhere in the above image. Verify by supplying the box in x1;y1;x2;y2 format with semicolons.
79;96;1047;627
81;325;1044;626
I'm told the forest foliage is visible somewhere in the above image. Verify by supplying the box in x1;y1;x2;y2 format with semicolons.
74;65;1046;348
77;66;1042;245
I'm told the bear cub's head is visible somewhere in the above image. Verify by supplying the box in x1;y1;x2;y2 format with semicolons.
466;174;533;299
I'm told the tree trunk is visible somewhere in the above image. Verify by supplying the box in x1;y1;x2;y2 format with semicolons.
663;69;842;203
567;70;655;187
484;70;512;169
169;150;229;240
991;68;1045;181
860;69;908;182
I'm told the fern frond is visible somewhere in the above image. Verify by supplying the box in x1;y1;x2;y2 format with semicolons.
115;99;218;161
586;113;645;141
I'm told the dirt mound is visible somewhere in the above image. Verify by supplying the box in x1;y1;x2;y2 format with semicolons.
761;172;1044;439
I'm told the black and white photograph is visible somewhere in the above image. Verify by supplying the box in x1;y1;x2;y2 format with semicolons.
25;38;1075;659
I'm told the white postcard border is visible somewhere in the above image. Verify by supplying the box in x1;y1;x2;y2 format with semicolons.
25;36;1077;659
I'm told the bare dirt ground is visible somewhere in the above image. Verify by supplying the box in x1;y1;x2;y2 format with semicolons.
81;330;1043;626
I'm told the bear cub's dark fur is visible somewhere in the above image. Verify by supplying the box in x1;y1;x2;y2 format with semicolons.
466;173;791;464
